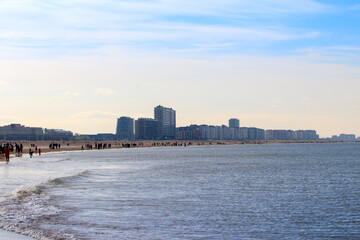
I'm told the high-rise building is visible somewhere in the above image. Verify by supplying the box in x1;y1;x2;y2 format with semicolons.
116;117;134;140
154;105;176;139
135;118;158;140
229;118;240;128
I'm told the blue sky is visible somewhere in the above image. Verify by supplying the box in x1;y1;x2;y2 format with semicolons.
1;0;359;60
0;0;359;137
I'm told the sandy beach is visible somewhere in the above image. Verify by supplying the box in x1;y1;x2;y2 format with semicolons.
0;139;352;162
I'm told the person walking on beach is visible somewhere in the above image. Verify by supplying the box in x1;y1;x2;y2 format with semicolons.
29;148;34;158
4;146;10;163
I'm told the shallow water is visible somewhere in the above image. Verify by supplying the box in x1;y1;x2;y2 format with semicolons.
0;143;359;239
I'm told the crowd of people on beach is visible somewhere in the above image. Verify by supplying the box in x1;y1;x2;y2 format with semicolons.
1;142;45;162
49;143;61;149
0;142;24;155
2;140;231;164
81;142;112;150
0;142;25;163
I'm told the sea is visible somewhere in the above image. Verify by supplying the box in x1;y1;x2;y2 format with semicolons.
0;143;359;240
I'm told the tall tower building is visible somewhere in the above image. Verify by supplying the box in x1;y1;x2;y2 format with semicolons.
116;117;134;140
229;118;240;128
154;105;176;139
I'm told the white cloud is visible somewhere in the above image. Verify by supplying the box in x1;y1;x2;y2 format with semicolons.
325;46;360;51
293;45;360;65
0;24;320;56
0;0;330;58
0;0;330;20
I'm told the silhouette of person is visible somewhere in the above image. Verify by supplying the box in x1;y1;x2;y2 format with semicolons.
4;146;10;163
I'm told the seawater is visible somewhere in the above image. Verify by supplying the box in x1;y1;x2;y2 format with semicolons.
0;143;359;240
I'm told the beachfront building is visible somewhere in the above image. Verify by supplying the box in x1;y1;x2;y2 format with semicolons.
229;127;240;140
177;124;252;140
200;125;210;140
135;118;158;140
239;127;249;140
266;130;295;140
176;121;321;141
0;123;43;141
88;133;116;141
0;124;76;141
154;105;176;139
332;134;356;140
221;125;231;139
295;130;319;140
209;126;218;139
176;125;201;140
43;128;73;141
229;118;240;128
247;127;266;140
116;116;134;140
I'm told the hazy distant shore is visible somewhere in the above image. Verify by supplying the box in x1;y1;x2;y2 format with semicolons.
1;139;358;161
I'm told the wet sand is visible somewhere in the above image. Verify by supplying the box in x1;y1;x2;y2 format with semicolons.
0;139;347;162
0;229;35;240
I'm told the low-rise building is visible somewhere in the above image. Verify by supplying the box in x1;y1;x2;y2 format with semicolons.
0;124;43;141
332;134;356;140
43;128;73;141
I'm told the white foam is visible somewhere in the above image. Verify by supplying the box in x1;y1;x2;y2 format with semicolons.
0;172;89;240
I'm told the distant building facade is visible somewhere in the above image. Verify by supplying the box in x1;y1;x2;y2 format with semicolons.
295;130;319;140
247;127;265;140
0;124;75;141
266;130;295;140
88;133;116;141
43;128;73;141
116;117;134;140
154;105;176;139
176;125;201;140
0;124;43;141
332;134;356;140
135;118;158;140
229;118;240;128
265;129;318;140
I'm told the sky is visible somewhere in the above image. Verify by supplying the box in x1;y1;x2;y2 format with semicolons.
0;0;359;138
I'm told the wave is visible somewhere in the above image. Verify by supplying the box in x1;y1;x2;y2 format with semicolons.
0;170;91;240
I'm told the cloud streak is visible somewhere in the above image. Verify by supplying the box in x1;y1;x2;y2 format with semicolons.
0;0;334;59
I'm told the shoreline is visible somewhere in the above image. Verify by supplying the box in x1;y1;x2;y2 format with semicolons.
1;139;358;161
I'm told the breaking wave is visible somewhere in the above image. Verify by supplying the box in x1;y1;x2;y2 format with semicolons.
0;170;90;240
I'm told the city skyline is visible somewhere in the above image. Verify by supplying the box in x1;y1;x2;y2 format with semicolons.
0;1;359;138
2;119;358;141
1;114;357;141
